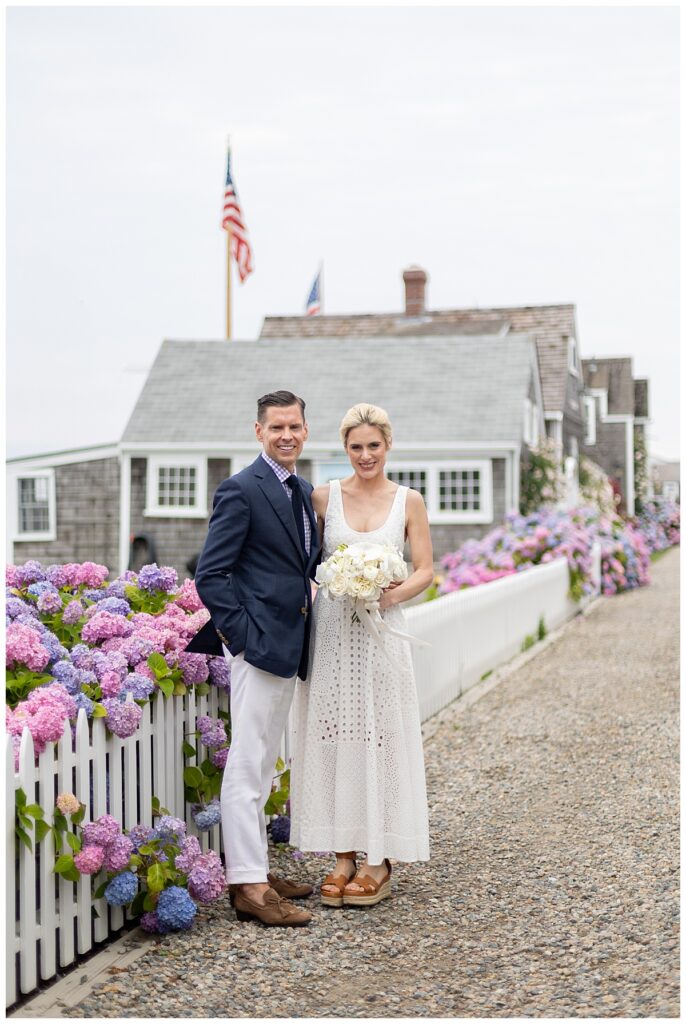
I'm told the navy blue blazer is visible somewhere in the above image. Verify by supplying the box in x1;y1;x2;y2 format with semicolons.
187;456;321;680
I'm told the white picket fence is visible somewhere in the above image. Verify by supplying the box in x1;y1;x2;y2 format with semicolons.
6;549;600;1007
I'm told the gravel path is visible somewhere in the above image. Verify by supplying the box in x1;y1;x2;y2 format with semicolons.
69;549;680;1018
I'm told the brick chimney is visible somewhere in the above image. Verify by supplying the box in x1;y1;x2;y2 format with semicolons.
403;265;428;317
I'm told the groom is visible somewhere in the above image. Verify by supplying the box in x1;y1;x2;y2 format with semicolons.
189;390;321;927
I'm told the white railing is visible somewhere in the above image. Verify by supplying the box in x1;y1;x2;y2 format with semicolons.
405;547;601;722
7;547;600;1007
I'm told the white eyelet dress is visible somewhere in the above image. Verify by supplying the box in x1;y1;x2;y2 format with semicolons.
290;480;430;863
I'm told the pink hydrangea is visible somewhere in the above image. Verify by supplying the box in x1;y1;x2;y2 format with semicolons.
6;684;77;755
73;562;110;588
56;792;81;815
100;672;124;698
6;622;51;672
81;611;133;644
174;578;205;612
187;850;227;903
176;653;210;686
74;845;105;874
6;565;22;588
102;699;143;738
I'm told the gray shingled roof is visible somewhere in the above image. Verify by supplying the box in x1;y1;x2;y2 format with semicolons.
582;357;635;415
121;335;539;446
260;304;577;414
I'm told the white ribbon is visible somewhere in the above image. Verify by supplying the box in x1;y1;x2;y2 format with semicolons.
354;598;430;671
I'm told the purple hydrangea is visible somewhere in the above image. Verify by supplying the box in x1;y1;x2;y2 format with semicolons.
70;644;96;671
197;715;227;750
40;630;69;665
270;815;291;845
140;911;161;933
62;600;85;625
119;636;155;666
127;824;155;851
211;747;228;770
175;835;202;874
6;597;36;620
102;699;143;738
104;871;138;907
136;564;178;593
51;660;80;693
81;814;121;847
92;650;128;682
45;564;69;589
156;886;197;930
92;597;132;617
102;834;134;871
187;850;226;903
27;580;57;599
192;801;222;831
16;560;46;586
37;590;63;614
208;656;231;691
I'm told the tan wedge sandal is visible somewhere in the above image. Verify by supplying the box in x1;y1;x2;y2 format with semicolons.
320;853;357;908
343;858;392;907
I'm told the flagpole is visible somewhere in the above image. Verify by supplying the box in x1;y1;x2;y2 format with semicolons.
226;228;232;340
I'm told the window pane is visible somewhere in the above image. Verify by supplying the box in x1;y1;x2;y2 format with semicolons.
386;469;428;499
18;476;50;533
156;465;198;508
439;470;482;512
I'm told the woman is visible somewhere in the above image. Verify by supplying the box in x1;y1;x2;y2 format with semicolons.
290;403;432;906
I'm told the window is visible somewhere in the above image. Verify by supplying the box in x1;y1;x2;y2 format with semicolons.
11;470;56;541
144;456;208;518
312;461;350;486
386;468;428;500
439;469;481;512
567;336;580;375
523;400;540;447
385;460;493;524
584;396;597;445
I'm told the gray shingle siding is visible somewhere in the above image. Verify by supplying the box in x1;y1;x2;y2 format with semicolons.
11;457;120;569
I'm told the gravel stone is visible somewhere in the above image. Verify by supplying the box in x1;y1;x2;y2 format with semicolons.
67;549;679;1018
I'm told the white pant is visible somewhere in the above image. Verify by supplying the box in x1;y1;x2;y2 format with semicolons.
220;651;296;884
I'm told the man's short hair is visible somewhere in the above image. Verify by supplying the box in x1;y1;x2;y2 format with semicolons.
256;390;306;423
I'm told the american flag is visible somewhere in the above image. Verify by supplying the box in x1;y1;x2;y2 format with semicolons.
305;268;321;315
222;149;253;282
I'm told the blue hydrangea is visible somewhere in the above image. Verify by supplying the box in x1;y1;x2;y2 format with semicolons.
95;597;132;617
82;588;109;603
27;581;58;598
156;886;197;931
192;802;222;831
41;632;69;665
270;815;291;845
104;871;138;907
136;564;178;593
50;660;79;692
120;672;154;701
126;824;155;851
73;692;95;717
152;815;187;843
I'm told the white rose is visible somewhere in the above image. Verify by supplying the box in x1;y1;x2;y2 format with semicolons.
356;577;380;601
362;564;378;581
328;574;349;598
375;570;392;588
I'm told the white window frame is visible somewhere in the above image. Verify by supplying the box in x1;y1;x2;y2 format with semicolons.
584;396;597;445
386;459;493;524
11;468;56;542
567;336;580;376
523;399;533;445
144;455;208;518
312;460;350;486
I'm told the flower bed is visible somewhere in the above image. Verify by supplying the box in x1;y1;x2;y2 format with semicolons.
435;507;656;599
634;499;680;554
5;561;230;769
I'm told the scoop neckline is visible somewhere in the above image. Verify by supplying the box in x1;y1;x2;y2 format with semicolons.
336;479;402;535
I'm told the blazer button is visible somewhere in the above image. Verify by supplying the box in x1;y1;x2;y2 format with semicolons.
300;607;308;616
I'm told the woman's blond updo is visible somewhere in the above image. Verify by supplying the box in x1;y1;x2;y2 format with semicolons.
339;403;393;447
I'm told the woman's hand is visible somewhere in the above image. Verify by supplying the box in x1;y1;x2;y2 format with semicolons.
379;582;401;611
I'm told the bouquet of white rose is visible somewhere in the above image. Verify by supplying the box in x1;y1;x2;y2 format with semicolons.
315;541;408;606
315;542;427;666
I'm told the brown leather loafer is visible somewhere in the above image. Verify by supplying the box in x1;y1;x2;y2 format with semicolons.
228;873;314;906
233;887;312;927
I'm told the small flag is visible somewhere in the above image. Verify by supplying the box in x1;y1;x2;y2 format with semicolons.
305;268;322;316
222;148;253;282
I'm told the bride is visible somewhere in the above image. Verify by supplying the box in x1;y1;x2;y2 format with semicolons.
290;403;432;906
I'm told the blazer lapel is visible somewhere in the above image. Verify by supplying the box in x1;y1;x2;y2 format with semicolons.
302;484;321;574
254;458;304;562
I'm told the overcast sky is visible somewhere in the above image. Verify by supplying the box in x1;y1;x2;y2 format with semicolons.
6;4;680;460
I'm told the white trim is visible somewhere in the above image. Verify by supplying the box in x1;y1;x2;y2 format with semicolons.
143;455;208;519
584;396;597;445
8;468;57;543
634;417;649;425
119;453;131;575
544;411;563;421
119;440;520;455
7;445;119;469
567;336;580;377
588;388;608;420
523;399;533;445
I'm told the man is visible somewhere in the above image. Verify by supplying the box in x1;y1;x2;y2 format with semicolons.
189;391;321;927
